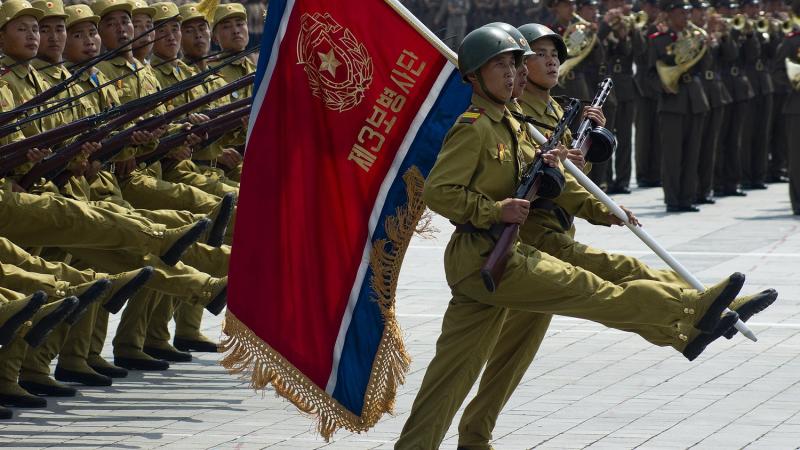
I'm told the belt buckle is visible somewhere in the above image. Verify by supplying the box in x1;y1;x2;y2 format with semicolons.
756;60;764;71
681;73;692;83
613;63;622;73
731;67;740;76
109;163;115;174
705;70;714;81
210;159;218;169
599;65;607;76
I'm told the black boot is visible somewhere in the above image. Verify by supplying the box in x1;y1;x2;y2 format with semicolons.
0;291;46;346
24;297;79;348
205;285;228;316
54;366;112;387
161;219;211;266
104;266;154;314
65;280;111;325
683;312;739;361
208;192;235;247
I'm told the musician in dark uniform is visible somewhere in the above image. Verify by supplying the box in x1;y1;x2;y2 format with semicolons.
634;0;663;188
778;0;800;213
649;0;709;212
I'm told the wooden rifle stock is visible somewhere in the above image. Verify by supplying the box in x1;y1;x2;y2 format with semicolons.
479;99;581;292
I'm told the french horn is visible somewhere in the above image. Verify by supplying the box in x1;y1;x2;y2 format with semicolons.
655;23;708;94
558;13;598;84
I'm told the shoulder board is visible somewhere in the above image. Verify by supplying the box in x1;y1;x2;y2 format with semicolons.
648;31;663;39
788;31;800;39
458;106;484;124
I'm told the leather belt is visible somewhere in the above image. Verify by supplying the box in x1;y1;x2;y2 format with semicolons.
681;73;693;84
532;199;574;231
613;63;622;73
194;159;218;168
755;60;765;71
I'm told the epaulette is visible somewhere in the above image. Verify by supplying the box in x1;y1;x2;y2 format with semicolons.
788;31;800;39
458;106;484;124
648;31;663;39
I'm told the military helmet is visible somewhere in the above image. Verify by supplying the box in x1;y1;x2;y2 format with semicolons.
483;22;534;56
517;23;568;63
457;26;525;81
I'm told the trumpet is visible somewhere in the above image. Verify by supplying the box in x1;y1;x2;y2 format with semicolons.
608;10;648;32
787;57;800;91
723;14;747;32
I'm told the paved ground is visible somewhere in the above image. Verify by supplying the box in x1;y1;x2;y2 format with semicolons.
1;182;799;449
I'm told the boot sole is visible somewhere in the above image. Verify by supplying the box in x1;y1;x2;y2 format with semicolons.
696;273;745;333
724;289;778;339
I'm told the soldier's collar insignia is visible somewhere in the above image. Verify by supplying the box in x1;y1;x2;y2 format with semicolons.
458;106;484;124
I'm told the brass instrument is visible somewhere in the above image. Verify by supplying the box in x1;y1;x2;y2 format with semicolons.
755;16;770;34
722;14;747;32
656;23;708;94
558;13;597;84
787;57;800;91
609;10;648;32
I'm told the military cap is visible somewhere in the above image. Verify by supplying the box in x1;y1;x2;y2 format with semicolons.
484;22;534;56
658;0;691;10
545;0;575;6
91;0;133;19
739;0;761;4
0;0;45;30
32;0;68;20
518;23;568;63
576;0;600;7
714;0;740;7
212;2;246;29
793;0;800;15
178;2;205;24
130;0;156;18
457;27;524;80
151;2;180;23
64;4;100;29
689;0;710;7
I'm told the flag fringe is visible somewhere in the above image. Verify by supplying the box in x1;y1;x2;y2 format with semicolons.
219;166;426;440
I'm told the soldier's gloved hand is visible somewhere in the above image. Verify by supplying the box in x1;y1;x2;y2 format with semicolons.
131;130;156;145
26;148;52;163
499;198;530;225
607;204;640;227
115;158;137;178
218;148;243;169
582;106;606;127
567;148;585;170
188;113;209;125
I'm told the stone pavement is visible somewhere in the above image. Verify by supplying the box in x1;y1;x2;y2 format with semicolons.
1;183;799;449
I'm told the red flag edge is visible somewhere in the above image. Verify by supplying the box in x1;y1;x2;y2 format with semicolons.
219;166;426;440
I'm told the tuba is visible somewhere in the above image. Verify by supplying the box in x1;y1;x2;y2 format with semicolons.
558;13;598;84
656;23;708;94
787;57;800;91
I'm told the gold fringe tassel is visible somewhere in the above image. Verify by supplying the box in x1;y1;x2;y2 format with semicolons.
219;166;427;440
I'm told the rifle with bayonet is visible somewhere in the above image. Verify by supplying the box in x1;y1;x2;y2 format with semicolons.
479;98;581;293
569;78;617;163
17;71;254;189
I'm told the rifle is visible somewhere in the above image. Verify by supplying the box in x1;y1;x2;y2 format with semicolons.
570;77;617;163
139;103;252;168
479;98;581;293
21;73;254;189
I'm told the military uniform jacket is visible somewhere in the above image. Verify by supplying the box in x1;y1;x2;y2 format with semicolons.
690;36;734;109
742;29;774;96
634;24;659;99
777;32;800;114
150;55;203;110
648;28;710;114
719;29;755;102
211;53;255;100
0;56;64;137
516;90;611;241
74;67;121;113
183;60;233;161
32;59;98;122
769;28;792;95
423;94;539;286
605;24;638;103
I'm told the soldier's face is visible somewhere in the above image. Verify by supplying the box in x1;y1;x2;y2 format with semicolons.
667;8;689;30
99;11;133;50
214;17;248;52
0;16;40;61
526;39;560;90
512;57;529;98
578;5;598;22
65;21;101;63
38;17;67;64
153;19;181;59
181;18;211;59
470;52;516;103
690;8;707;26
552;2;575;22
132;13;154;57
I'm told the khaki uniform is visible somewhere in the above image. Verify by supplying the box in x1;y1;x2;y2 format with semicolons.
395;94;715;449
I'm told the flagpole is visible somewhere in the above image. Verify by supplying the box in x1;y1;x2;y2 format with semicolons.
384;0;458;65
524;124;758;342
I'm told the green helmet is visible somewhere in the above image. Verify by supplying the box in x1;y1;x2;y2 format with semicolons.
517;23;568;63
457;26;524;81
483;22;534;57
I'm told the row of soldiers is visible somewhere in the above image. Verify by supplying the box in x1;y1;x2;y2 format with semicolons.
0;0;256;420
543;0;800;212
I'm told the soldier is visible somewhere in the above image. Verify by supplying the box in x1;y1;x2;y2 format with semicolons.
740;0;774;190
691;1;734;204
453;22;777;449
650;0;709;212
779;0;800;213
130;0;155;62
394;26;749;449
714;0;753;197
436;0;470;50
767;0;791;183
470;0;497;30
634;0;663;188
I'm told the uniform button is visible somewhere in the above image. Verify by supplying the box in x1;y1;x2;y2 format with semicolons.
688;308;695;314
679;334;688;341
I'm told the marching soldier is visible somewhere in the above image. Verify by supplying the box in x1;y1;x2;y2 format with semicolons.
691;0;734;204
394;25;750;449
634;0;663;188
767;0;791;183
649;0;709;212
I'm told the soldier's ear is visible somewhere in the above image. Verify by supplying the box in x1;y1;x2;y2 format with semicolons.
466;72;478;83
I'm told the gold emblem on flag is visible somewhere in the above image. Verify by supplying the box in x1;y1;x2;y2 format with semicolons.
297;12;373;112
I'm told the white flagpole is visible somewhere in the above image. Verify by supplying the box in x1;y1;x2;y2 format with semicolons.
525;124;758;342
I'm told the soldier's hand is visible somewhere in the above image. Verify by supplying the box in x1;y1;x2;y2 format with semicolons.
499;198;530;225
184;132;205;147
608;205;640;227
115;158;137;178
583;106;606;127
85;161;102;182
218;148;243;169
168;146;193;161
567;148;585;170
131;130;155;145
80;142;102;156
152;125;168;139
188;113;209;125
26;148;52;163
